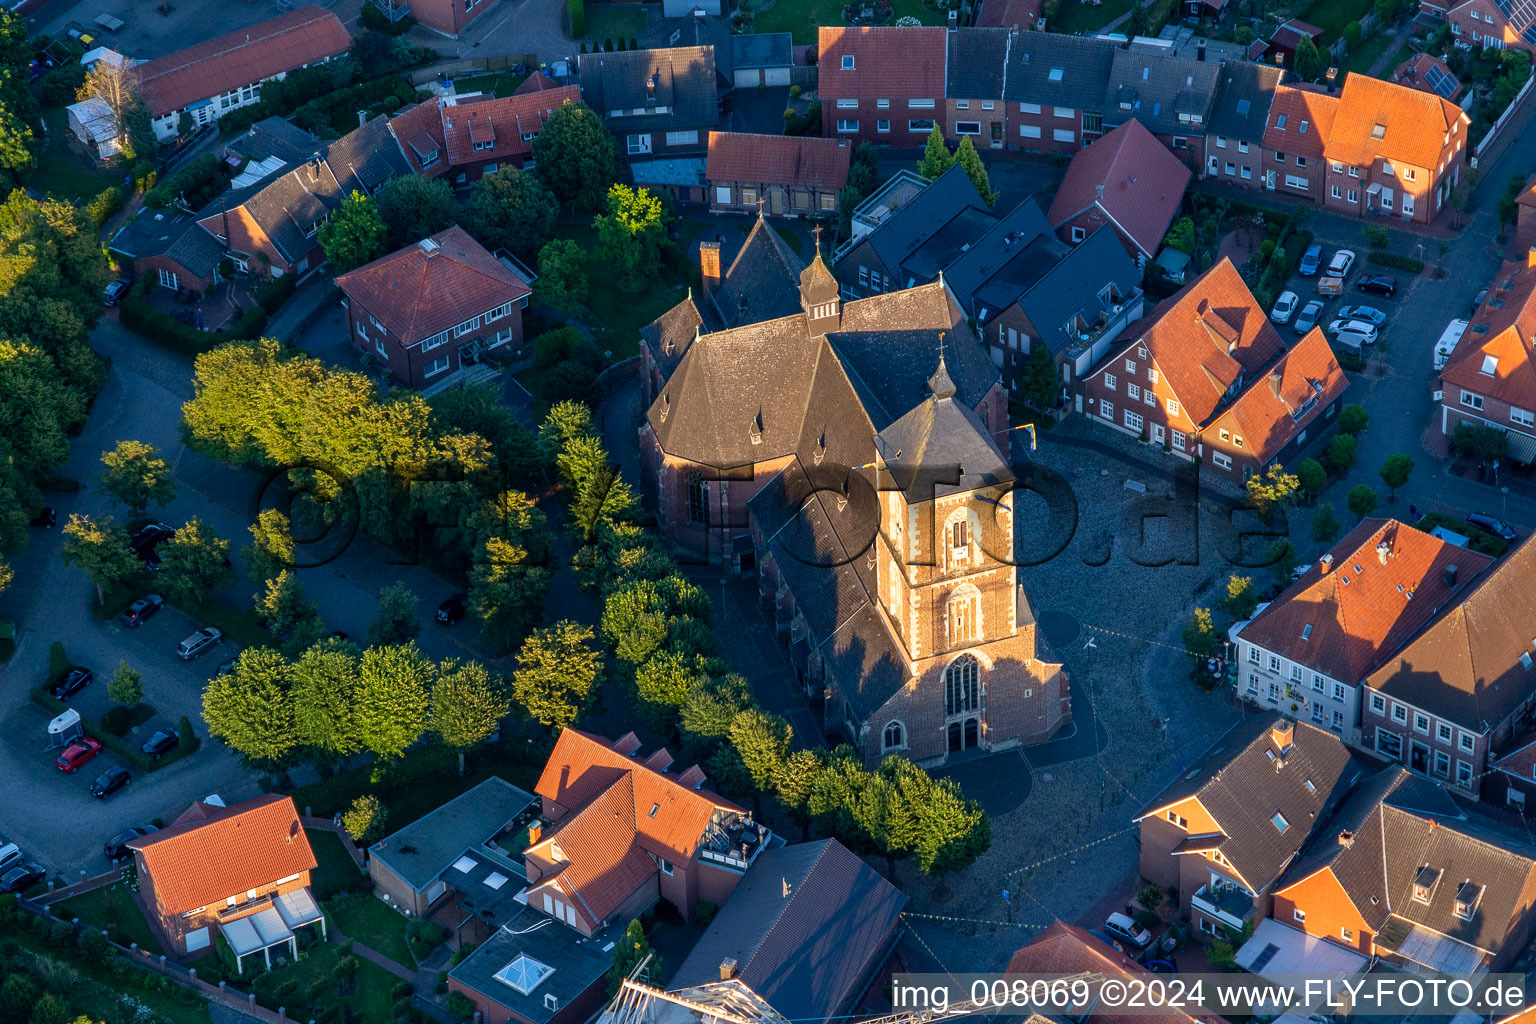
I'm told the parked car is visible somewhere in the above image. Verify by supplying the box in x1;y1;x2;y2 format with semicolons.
1104;912;1154;950
50;666;92;699
1293;300;1325;335
120;594;165;628
29;507;56;528
55;737;103;773
129;523;176;568
1467;513;1518;541
103;825;157;862
1325;249;1356;278
177;627;223;660
140;730;179;760
0;844;24;874
1357;275;1397;297
1336;304;1387;327
1087;929;1130;954
436;593;469;626
102;279;129;306
1328;319;1380;345
0;864;44;895
1270;291;1299;324
1298;244;1324;276
90;764;131;799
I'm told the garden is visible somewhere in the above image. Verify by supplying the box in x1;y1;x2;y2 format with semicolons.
753;0;946;44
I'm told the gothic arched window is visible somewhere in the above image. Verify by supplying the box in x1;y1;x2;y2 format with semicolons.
686;471;707;526
883;721;905;751
945;655;980;716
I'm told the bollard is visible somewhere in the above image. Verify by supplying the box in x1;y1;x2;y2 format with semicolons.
189;969;196;982
130;943;138;953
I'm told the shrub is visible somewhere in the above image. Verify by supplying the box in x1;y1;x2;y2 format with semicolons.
694;901;717;925
392;982;414;1000
1339;404;1369;435
0;894;17;923
142;155;223;211
40;63;87;107
1133;908;1160;929
1367;252;1424;274
178;715;200;754
1136;885;1165;911
1326;433;1358;471
47;642;69;685
87;187;125;228
334;955;359;982
447;993;476;1019
568;0;586;35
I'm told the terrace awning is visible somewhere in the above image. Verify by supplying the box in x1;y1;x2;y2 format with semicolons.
221;907;296;974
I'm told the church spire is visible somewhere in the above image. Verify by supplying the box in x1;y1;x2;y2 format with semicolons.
928;333;957;399
799;225;841;336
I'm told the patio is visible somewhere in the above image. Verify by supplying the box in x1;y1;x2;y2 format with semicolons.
140;276;258;332
222;888;328;974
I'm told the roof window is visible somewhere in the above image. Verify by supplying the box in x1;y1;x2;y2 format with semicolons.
1276;114;1287;129
1371;123;1387;139
1271;812;1289;832
1481;354;1499;376
1301;624;1312;639
1048;67;1064;81
841;55;855;70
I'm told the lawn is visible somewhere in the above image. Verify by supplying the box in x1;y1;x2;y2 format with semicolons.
583;3;648;41
1339;30;1396;76
453;72;530;98
1042;0;1173;37
754;0;945;45
1296;0;1373;43
0;925;209;1024
306;828;364;899
323;892;414;967
55;879;165;955
35;108;122;206
548;220;693;359
243;937;399;1024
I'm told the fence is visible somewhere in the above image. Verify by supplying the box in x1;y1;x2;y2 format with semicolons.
408;53;540;86
1473;72;1536;168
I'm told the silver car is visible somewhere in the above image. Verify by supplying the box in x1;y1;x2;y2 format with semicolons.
1329;318;1379;345
1293;300;1325;335
177;627;223;660
1326;249;1356;278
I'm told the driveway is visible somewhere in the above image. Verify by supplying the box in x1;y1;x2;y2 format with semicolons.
417;0;573;64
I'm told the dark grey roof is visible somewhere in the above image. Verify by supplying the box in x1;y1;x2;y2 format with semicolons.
731;32;792;69
109;209;220;277
225;116;322;163
671;841;905;1024
857;165;987;285
1137;715;1360;894
1206;60;1282;142
325;114;411;196
1103;49;1220;137
640;294;705;378
876;391;1014;499
901;207;999;285
369;777;536;891
578;46;720;132
447;905;617;1024
1012;226;1139;357
941;197;1054;311
947;27;1010;99
711;216;803;328
1003;32;1116;108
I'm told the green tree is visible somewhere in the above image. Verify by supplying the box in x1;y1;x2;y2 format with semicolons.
1327;432;1358;471
318;190;387;272
606;919;659;994
634;648;704;715
59;513;138;604
1379;454;1414;500
157;517;234;606
952;136;996;206
202;648;297;763
1362;224;1388;250
1293;35;1326;81
469;536;551;649
1342;20;1362;52
1266;539;1299;581
465;167;558;259
512;620;601;729
245;508;295;586
431;659;510;774
531;100;620;210
108;659;143;705
1163;216;1196;255
367;581;422;647
376;174;456;250
341;794;388;844
680;673;753;736
0;105;36;184
1019;337;1060;411
1222;576;1259;620
259;570;327;656
533;238;589;313
1311;501;1340;542
1181;607;1219;658
1245;463;1300;523
1296;457;1327;498
96;439;175;514
595;184;668;289
731;709;793;792
354;643;434;759
291;642;362;759
571;461;636;541
539;400;596;466
917;125;953;179
1127;1;1151;35
1347;484;1378;518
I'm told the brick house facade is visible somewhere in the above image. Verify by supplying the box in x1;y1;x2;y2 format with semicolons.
407;0;497;38
818;26;948;146
1442;0;1536;55
705;132;850;218
1439;253;1536;465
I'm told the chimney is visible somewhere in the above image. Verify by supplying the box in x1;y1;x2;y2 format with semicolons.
357;109;368;128
646;74;657;102
1267;371;1281;398
1376;541;1390;566
1320;553;1334;572
699;241;722;290
719;958;738;980
528;822;543;845
1445;564;1459;588
1338;829;1354;847
1271;719;1294;753
1526;246;1536;270
1197;39;1207;61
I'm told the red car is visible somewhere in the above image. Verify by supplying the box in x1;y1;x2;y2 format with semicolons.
56;738;103;773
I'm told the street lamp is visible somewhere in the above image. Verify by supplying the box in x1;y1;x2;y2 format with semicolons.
1502;485;1510;517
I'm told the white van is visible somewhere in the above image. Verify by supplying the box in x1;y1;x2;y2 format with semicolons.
1434;318;1469;371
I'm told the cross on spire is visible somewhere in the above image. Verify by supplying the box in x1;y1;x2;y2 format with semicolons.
757;196;765;218
812;223;822;256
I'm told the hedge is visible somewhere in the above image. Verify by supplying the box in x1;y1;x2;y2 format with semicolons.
568;0;586;35
87;187;125;228
1368;251;1424;274
143;154;223;211
119;272;295;355
28;687;197;772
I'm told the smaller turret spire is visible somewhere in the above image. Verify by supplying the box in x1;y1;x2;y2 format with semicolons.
928;332;957;399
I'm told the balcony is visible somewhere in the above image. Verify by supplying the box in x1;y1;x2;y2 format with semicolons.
1192;883;1256;931
699;815;774;872
1065;287;1146;378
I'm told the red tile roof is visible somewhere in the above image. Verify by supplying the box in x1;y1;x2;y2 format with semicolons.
1441;257;1536;413
1270;19;1323;49
1517;173;1536;210
1262;84;1337;158
131;7;350;118
333;225;531;345
440;87;581;167
816;26;947;104
1213;328;1349;464
1236;519;1494;686
525;774;661;930
1326;73;1468;171
705;132;851;191
388;99;449;177
513;72;563;95
129;794;316;917
1046;119;1190;258
1392;53;1463;102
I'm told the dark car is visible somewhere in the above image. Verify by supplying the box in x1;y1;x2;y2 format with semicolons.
1467;512;1518;541
30;507;56;528
103;825;157;862
177;627;223;660
140;730;179;760
0;864;44;895
129;523;176;567
103;280;130;306
436;593;469;625
1357;275;1398;297
120;594;165;628
90;764;131;799
50;667;92;699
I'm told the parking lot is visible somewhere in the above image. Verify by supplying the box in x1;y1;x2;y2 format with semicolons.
1266;243;1413;361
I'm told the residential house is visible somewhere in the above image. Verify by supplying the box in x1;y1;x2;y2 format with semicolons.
335;226;533;390
578;46;721;159
1183;0;1228;17
127;795;325;970
447;909;620;1024
528;729;778;928
945;27;1011;149
1003;32;1116;153
1270;765;1536;972
704;132;850;217
975;0;1042;31
728;33;793;87
108;208;226;295
194;114;411;278
1260;83;1337;200
223;117;323;181
130;7;350;140
1515;175;1536;251
398;0;500;40
1133;715;1359;940
1046;118;1192;263
435;86;582;186
1101;48;1219;166
1392;52;1465;103
1439;253;1536;464
1362;536;1536;798
667;839;906;1024
817;26;949;145
1441;0;1536;54
1491;733;1536;810
1267;20;1324;67
367;777;538;943
641;237;1072;764
1203;61;1283;186
1322;73;1469;224
1234;519;1492;747
1078;259;1347;482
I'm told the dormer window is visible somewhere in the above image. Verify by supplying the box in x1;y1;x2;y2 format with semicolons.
1455;882;1483;920
1413;866;1441;904
749;412;763;445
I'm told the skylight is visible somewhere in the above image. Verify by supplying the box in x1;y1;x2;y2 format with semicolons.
1276;114;1287;129
1048;68;1064;82
494;955;554;995
484;873;509;890
452;856;478;873
1301;624;1313;639
1304;779;1316;793
1272;812;1289;832
1482;354;1500;376
1371;123;1387;139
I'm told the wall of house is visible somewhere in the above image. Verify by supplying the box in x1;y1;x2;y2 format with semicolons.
1263;146;1325;202
708;180;839;219
1055;206;1142;262
1010;102;1088;152
411;0;496;38
450;968;608;1024
1082;348;1199;454
345;299;415;388
367;856;433;918
1236;638;1357;744
1359;688;1487;797
135;253;215;295
1274;868;1375;954
1322;156;1452;225
1202;135;1264;187
834;241;898;298
148;870;314;954
1202;392;1342;484
945;98;1007;149
196;207;297;277
1495;770;1536;812
1137;797;1219;893
823;99;944;147
614;122;710;160
1440;388;1536;450
695;860;746;910
1446;0;1534;54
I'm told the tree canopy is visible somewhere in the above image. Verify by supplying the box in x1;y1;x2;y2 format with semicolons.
318;190;387;272
465;167;557;259
376;174;457;251
531;101;619;210
595;184;668;289
512;620;602;729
